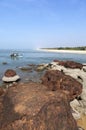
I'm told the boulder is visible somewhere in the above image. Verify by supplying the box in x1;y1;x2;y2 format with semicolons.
53;60;83;69
41;70;82;100
47;61;86;89
2;69;20;82
0;82;78;130
4;69;16;77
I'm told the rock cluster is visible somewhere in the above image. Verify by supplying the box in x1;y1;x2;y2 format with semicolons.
47;60;86;88
0;60;86;130
40;60;86;129
53;60;83;69
41;70;82;100
0;82;78;130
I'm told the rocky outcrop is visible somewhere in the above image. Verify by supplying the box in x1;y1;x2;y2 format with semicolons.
2;69;20;82
41;70;82;100
53;60;83;69
0;82;78;130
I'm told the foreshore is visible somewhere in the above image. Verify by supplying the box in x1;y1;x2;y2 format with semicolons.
39;48;86;54
0;60;86;129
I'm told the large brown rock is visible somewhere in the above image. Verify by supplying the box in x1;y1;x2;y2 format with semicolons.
4;69;16;77
53;60;83;69
41;70;82;100
0;82;78;130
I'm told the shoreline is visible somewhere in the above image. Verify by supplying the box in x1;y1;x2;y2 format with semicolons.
38;48;86;54
0;60;86;129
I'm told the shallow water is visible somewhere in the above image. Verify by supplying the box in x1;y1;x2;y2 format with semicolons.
0;49;86;85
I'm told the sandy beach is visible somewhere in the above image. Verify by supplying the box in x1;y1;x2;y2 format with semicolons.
39;48;86;54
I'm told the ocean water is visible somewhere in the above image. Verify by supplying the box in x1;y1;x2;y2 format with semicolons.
0;49;86;85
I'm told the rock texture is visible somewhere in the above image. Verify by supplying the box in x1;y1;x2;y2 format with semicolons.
0;82;78;130
53;60;83;69
4;69;16;77
41;70;82;100
0;88;4;96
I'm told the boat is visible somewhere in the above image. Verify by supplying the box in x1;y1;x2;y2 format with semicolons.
10;53;19;57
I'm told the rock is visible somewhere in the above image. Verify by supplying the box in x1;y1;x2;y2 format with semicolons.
19;66;32;72
36;64;48;71
79;88;86;107
53;60;83;69
71;107;81;120
2;62;8;65
0;87;4;96
0;82;78;130
70;99;80;108
41;70;82;100
78;127;85;130
70;88;86;117
46;61;86;88
2;69;20;82
4;69;16;77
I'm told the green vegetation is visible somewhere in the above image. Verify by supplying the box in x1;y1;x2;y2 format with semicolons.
41;46;86;51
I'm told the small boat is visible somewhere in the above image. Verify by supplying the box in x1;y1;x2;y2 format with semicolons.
10;53;23;58
10;53;19;57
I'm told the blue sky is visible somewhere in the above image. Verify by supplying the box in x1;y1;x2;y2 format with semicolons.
0;0;86;49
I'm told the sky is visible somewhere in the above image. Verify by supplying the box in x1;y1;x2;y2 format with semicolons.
0;0;86;49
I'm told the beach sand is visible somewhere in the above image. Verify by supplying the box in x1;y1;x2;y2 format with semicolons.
39;48;86;54
77;115;86;130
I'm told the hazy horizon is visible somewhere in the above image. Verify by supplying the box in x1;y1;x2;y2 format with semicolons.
0;0;86;49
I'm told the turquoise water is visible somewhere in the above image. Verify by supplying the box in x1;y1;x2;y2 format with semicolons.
0;49;86;85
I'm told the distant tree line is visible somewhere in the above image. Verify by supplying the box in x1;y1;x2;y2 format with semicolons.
57;46;86;50
42;46;86;50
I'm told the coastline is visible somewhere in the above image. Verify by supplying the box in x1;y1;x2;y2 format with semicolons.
39;48;86;54
0;60;86;129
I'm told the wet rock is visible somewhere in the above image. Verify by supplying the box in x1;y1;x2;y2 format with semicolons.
53;60;83;69
0;82;78;130
2;62;8;65
41;70;82;100
2;69;20;82
19;66;32;72
28;64;36;67
36;64;48;72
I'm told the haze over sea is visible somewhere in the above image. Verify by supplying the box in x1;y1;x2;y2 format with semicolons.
0;49;86;85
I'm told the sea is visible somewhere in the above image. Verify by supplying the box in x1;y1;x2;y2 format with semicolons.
0;49;86;85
